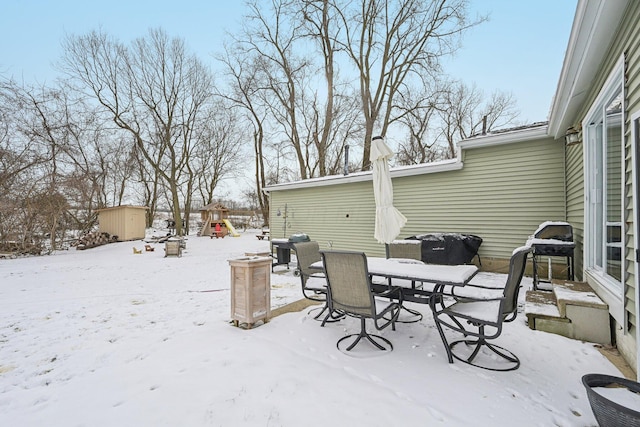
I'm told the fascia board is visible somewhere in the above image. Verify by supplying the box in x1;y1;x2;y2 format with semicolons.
548;0;630;139
263;159;462;193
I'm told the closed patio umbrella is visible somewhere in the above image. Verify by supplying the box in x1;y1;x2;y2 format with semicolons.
370;136;407;244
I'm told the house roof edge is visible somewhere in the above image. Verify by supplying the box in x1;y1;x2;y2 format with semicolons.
548;0;631;138
263;159;462;193
458;122;550;150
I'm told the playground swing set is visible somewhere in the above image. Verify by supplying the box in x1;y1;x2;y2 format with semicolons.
198;203;240;239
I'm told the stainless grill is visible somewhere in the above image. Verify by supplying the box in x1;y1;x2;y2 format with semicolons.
528;222;575;290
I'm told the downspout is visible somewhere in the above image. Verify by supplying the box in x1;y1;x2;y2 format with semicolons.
563;137;568;222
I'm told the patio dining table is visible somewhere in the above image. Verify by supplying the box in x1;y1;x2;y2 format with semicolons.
310;257;478;304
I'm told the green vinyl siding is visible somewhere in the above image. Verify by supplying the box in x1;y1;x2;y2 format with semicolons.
396;138;565;262
270;181;379;255
269;136;565;271
624;2;640;332
565;142;585;280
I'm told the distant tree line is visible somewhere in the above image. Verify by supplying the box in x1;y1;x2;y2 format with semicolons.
0;0;519;252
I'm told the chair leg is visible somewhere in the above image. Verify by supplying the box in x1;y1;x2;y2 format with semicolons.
386;304;422;323
309;303;329;319
432;314;454;364
449;338;520;371
400;305;423;322
337;318;393;352
319;305;345;327
485;342;519;365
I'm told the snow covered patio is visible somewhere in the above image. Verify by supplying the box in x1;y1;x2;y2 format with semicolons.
0;232;625;426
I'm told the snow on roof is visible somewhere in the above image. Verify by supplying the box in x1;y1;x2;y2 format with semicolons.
95;205;149;212
458;121;550;150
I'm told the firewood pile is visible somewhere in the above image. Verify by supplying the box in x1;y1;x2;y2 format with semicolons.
0;241;42;256
73;231;117;250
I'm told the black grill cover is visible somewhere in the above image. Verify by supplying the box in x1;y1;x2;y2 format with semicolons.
406;233;482;265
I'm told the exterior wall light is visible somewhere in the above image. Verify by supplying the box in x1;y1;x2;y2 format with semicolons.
565;127;582;146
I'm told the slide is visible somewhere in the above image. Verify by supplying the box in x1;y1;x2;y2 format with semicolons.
222;219;240;237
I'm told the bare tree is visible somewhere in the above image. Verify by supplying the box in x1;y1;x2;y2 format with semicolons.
222;0;365;188
192;99;244;206
0;78;86;250
217;46;271;224
0;79;50;199
60;28;217;235
479;90;520;132
436;81;519;158
299;0;341;177
306;91;364;176
436;80;482;157
241;0;312;180
394;78;443;164
333;0;483;170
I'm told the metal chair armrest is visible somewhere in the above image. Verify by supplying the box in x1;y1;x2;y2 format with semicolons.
374;285;403;302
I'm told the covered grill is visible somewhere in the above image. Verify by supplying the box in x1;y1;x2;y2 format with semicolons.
270;233;310;271
406;233;483;265
528;221;575;289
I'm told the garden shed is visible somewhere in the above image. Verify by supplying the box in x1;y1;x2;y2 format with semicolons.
96;205;148;241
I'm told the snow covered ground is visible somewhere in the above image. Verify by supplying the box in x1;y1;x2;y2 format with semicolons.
0;230;624;426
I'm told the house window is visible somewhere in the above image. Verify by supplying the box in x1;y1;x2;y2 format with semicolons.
584;59;624;293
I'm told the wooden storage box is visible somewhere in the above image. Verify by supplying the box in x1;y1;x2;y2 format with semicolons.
228;257;272;328
164;240;182;257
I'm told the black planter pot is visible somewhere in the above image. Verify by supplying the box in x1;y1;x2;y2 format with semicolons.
582;373;640;426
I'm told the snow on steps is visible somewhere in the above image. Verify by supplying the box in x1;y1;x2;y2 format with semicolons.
525;280;611;345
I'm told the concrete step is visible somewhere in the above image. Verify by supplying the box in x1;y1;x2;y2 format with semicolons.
551;280;608;316
525;291;572;338
524;280;610;345
525;290;562;320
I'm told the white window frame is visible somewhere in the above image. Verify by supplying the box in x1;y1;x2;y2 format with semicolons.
582;56;625;324
632;109;640;376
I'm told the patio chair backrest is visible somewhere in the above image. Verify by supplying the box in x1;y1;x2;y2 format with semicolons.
501;246;531;319
386;240;422;260
293;241;322;284
321;250;374;317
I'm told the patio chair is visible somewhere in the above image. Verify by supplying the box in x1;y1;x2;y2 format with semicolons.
321;250;402;352
429;246;531;371
292;241;343;325
382;239;424;323
386;239;422;260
